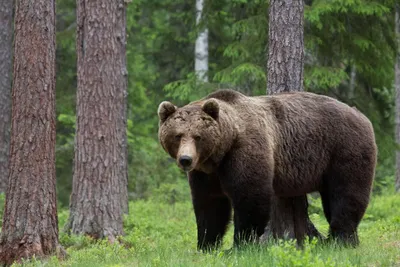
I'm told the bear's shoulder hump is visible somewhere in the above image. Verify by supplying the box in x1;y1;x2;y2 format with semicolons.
205;89;244;103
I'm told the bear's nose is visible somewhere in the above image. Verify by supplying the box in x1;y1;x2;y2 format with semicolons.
179;155;193;168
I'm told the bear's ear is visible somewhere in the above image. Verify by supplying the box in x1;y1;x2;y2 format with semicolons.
158;101;177;123
202;99;219;120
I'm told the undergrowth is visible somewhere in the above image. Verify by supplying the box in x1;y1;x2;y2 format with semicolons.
5;192;400;267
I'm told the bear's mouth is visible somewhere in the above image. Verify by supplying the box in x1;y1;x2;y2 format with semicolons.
181;166;193;172
178;161;195;172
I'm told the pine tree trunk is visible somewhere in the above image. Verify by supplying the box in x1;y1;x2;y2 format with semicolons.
66;0;128;240
395;2;400;193
0;0;13;193
0;0;64;264
195;0;208;82
267;0;304;93
263;0;323;245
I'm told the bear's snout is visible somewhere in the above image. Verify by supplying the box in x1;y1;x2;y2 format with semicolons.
177;141;198;171
179;155;193;169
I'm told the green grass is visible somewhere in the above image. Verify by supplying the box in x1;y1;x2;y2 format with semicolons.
10;193;400;267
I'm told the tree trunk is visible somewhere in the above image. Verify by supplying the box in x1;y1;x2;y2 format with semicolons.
348;64;356;100
195;0;209;82
0;0;64;264
0;0;13;193
66;0;128;241
396;2;400;193
267;0;304;93
264;0;323;245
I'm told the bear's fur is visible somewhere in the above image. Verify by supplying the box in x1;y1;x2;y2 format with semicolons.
157;89;377;250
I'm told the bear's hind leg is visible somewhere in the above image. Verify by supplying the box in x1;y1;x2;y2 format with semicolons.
188;170;232;251
324;157;374;247
327;191;362;247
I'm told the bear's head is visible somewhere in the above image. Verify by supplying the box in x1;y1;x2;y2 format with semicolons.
157;99;221;172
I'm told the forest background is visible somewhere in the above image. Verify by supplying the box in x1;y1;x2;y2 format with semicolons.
54;0;397;205
0;0;399;266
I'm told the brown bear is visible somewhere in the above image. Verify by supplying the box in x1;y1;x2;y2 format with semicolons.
157;89;377;251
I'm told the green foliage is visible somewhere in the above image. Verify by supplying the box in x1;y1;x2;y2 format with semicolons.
363;193;400;222
269;239;339;267
304;67;349;91
151;182;191;204
127;123;186;200
9;193;400;266
304;0;394;86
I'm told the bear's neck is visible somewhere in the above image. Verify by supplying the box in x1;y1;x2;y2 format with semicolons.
198;105;238;174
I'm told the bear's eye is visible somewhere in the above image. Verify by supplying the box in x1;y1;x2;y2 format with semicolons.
194;135;202;141
175;134;183;141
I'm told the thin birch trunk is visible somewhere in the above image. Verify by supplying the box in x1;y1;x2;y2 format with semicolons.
195;0;208;82
349;64;356;100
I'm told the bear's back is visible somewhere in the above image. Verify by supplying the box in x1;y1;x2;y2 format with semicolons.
205;89;246;104
204;89;373;143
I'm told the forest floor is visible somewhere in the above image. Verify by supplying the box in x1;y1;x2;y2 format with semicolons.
7;192;400;267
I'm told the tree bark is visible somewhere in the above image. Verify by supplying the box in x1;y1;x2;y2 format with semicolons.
396;2;400;193
0;0;64;264
0;0;13;193
264;0;323;245
195;0;209;82
66;0;129;241
267;0;304;93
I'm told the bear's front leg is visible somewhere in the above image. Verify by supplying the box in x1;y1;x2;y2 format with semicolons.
231;189;271;247
219;149;273;248
188;170;232;251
